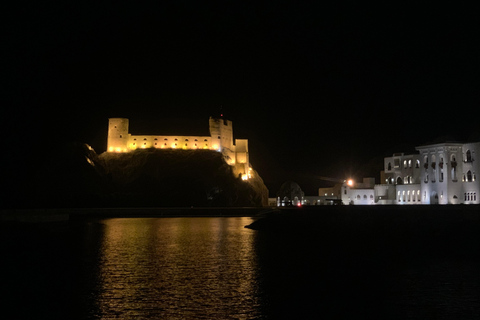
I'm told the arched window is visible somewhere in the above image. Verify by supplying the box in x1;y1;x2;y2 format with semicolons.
424;156;429;169
466;150;472;162
431;155;436;182
403;160;407;169
467;170;473;182
387;162;392;170
416;160;420;168
396;177;403;185
363;194;367;199
408;160;412;168
451;154;458;181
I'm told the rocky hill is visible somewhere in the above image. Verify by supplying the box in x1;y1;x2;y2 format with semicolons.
30;143;268;208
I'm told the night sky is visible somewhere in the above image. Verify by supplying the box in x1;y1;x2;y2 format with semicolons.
3;3;480;196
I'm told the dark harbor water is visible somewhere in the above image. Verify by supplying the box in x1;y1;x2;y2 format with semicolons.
2;209;480;319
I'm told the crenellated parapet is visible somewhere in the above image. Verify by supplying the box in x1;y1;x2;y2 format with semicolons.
106;116;252;179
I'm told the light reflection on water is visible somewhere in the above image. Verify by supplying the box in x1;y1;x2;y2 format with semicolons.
72;216;480;319
87;218;260;319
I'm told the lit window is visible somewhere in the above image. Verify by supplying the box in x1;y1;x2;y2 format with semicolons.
467;171;473;182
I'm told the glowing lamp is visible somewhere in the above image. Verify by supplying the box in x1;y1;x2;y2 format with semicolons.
241;174;248;180
347;179;354;187
109;147;114;152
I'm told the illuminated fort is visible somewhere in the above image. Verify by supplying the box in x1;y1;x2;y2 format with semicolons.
107;116;253;180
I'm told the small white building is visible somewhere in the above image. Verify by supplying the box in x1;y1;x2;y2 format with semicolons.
341;178;376;205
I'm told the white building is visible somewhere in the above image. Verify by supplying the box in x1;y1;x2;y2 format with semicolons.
381;152;422;204
345;141;479;205
341;178;376;205
416;142;479;204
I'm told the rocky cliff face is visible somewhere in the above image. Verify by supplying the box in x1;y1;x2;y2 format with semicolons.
30;143;268;207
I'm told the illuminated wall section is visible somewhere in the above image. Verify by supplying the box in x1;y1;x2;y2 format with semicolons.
235;139;249;164
416;143;464;204
209;117;233;152
128;135;212;150
107;118;130;152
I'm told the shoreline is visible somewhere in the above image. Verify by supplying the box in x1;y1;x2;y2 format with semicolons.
1;204;478;223
0;207;273;223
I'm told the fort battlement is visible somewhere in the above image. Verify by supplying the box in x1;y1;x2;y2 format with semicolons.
107;117;251;180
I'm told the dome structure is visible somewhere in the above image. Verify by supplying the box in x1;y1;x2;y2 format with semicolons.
276;181;305;206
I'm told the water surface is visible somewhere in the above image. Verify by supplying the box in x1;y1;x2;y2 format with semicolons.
2;214;480;319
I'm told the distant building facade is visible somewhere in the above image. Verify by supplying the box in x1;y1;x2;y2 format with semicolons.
341;178;376;205
107;117;252;180
343;141;479;205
